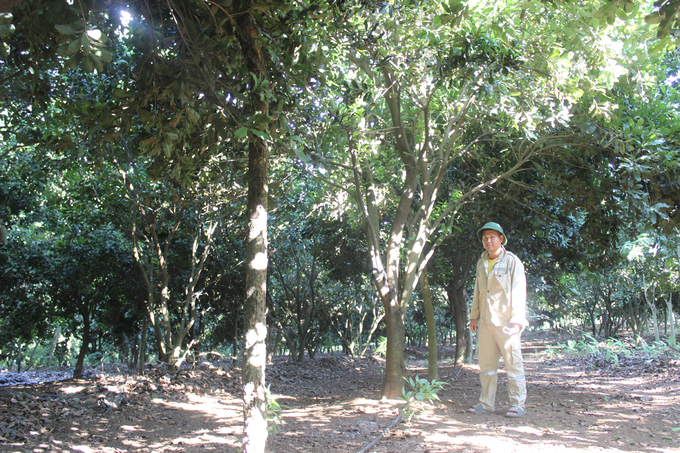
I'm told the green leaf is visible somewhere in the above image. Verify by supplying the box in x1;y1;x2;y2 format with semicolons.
185;107;198;122
113;88;130;98
83;55;93;72
0;23;15;37
67;38;82;55
66;55;79;69
96;49;112;63
657;14;675;38
649;37;672;55
253;113;273;124
90;54;103;73
252;2;272;11
235;127;248;138
593;3;614;19
616;7;627;21
292;143;310;164
251;129;270;140
87;29;106;43
644;12;663;25
55;24;77;35
139;137;156;148
0;12;12;25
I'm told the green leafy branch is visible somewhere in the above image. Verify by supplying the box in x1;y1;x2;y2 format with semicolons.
400;375;445;423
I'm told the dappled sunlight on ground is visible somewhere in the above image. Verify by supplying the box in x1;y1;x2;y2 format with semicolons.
263;331;680;452
1;331;679;452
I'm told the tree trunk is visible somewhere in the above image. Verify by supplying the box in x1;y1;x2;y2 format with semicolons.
25;342;40;371
449;284;469;365
238;6;269;451
667;293;676;347
443;276;467;364
232;300;240;357
138;317;148;374
464;315;473;364
74;307;90;379
241;134;269;452
642;275;660;343
267;325;282;362
47;326;61;368
359;303;384;357
420;271;438;380
380;290;407;398
14;343;23;372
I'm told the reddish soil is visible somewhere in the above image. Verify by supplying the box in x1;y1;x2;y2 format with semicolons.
1;331;679;453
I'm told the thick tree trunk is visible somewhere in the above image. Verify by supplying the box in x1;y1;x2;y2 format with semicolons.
380;290;407;399
238;6;269;452
420;271;438;380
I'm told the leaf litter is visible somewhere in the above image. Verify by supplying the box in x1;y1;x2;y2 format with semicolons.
0;331;678;452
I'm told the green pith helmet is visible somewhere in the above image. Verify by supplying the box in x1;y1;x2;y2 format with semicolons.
477;222;507;246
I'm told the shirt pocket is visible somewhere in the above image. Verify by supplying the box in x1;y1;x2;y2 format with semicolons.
490;266;510;291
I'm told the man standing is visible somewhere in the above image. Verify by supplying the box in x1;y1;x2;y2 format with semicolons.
468;222;528;418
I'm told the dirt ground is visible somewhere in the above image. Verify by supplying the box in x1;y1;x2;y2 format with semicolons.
1;331;679;453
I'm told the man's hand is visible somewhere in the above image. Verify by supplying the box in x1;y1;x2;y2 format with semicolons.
502;324;522;335
470;318;478;333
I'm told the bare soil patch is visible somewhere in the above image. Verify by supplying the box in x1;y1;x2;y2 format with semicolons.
1;331;679;453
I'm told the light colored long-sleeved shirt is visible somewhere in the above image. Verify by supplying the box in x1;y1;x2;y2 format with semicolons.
470;248;528;328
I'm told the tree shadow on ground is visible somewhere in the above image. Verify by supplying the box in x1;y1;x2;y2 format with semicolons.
1;331;679;453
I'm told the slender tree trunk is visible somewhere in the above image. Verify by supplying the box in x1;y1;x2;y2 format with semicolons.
74;307;90;379
459;294;470;363
14;343;23;372
232;301;239;357
47;326;61;368
420;271;438;380
238;6;269;451
241;134;269;452
25;342;40;371
642;275;660;343
464;312;472;364
268;325;282;362
359;304;384;357
138;317;148;374
666;293;676;347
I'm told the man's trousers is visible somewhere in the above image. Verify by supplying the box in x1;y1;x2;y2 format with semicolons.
477;322;527;411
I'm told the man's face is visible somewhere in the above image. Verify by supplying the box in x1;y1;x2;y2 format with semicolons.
481;230;504;256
